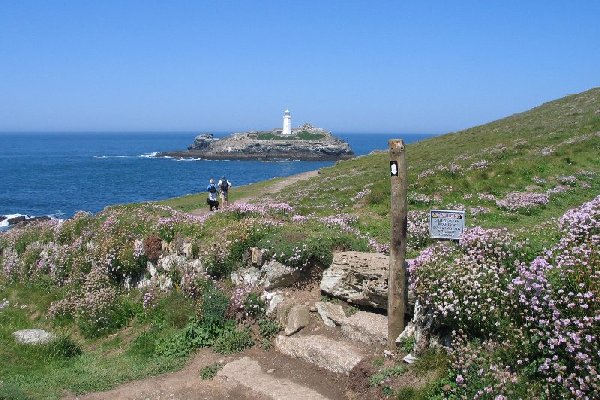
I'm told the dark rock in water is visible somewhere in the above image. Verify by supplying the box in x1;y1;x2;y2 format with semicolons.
160;124;354;161
0;216;6;223
14;216;51;228
27;216;51;224
8;216;26;225
4;215;52;230
187;133;218;150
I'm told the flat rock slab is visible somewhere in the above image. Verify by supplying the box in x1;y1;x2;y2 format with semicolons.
314;302;387;346
218;357;330;400
13;329;56;345
275;334;363;374
315;302;346;327
285;305;310;336
341;311;388;346
320;251;389;309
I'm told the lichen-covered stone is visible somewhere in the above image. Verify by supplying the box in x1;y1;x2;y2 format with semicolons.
13;329;56;345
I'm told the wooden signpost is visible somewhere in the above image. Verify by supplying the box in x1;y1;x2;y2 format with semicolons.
388;139;407;349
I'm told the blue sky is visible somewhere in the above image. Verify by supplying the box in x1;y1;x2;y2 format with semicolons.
1;1;599;134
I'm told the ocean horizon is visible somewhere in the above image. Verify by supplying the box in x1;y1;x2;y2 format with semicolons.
0;132;437;224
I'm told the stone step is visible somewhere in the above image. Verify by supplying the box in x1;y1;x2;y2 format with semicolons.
275;334;364;374
315;302;388;346
217;357;330;400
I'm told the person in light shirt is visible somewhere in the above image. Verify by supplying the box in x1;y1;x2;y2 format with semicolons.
218;176;231;208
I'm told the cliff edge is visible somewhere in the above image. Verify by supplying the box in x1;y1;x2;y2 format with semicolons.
158;124;354;161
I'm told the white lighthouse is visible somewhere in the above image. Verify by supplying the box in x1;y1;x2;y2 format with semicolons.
282;109;292;135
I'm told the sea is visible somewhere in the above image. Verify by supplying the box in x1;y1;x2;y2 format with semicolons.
0;132;436;226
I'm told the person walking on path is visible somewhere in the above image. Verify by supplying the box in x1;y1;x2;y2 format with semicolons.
218;176;231;208
207;178;219;211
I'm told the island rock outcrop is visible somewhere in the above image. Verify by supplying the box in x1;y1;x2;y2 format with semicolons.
158;124;354;161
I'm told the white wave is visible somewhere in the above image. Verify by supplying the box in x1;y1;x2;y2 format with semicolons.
139;152;159;158
174;158;203;162
0;214;29;228
94;155;136;159
0;213;62;229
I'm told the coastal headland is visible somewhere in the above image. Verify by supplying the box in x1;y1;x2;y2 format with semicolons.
158;123;354;161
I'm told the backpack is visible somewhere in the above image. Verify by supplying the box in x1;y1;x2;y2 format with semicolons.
208;184;217;193
220;180;229;192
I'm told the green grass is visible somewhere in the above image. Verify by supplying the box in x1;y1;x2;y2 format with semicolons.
199;362;222;380
0;283;190;399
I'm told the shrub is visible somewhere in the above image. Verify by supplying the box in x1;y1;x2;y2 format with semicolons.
258;318;280;339
56;211;95;244
143;234;162;264
163;292;193;328
44;335;82;359
213;328;254;354
128;329;159;358
369;364;406;386
48;268;137;338
197;279;229;325
243;292;266;319
155;330;192;358
200;363;223;380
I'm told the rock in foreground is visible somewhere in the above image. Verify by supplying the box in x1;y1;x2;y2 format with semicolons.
13;329;56;345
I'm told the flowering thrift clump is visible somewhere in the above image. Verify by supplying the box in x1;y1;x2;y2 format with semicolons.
411;196;600;399
412;227;524;334
508;196;600;398
408;192;436;205
478;193;497;202
47;266;122;337
496;191;549;213
447;332;524;399
469;160;490;170
312;213;389;253
417;169;435;179
547;184;571;196
558;175;578;186
351;184;373;202
407;210;430;249
226;202;294;216
468;206;491;217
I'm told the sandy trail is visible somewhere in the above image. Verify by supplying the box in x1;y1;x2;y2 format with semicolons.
189;170;318;216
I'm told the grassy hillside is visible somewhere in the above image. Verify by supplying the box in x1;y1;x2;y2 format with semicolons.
1;88;599;399
276;88;600;234
167;87;600;253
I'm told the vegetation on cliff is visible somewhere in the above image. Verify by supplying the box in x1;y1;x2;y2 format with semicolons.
1;88;599;399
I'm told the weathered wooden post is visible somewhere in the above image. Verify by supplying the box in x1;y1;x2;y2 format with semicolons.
388;139;408;349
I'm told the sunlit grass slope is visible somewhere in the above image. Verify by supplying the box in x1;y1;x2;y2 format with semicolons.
266;88;600;251
162;88;600;254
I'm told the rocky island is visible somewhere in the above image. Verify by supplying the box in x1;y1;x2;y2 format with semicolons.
158;113;354;161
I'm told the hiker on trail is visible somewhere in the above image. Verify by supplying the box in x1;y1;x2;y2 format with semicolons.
218;176;231;208
207;178;219;211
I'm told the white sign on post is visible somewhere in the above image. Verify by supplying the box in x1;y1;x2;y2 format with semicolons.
429;209;465;240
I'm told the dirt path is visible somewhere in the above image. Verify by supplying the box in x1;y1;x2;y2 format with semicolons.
67;347;347;400
189;170;318;216
67;349;253;400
